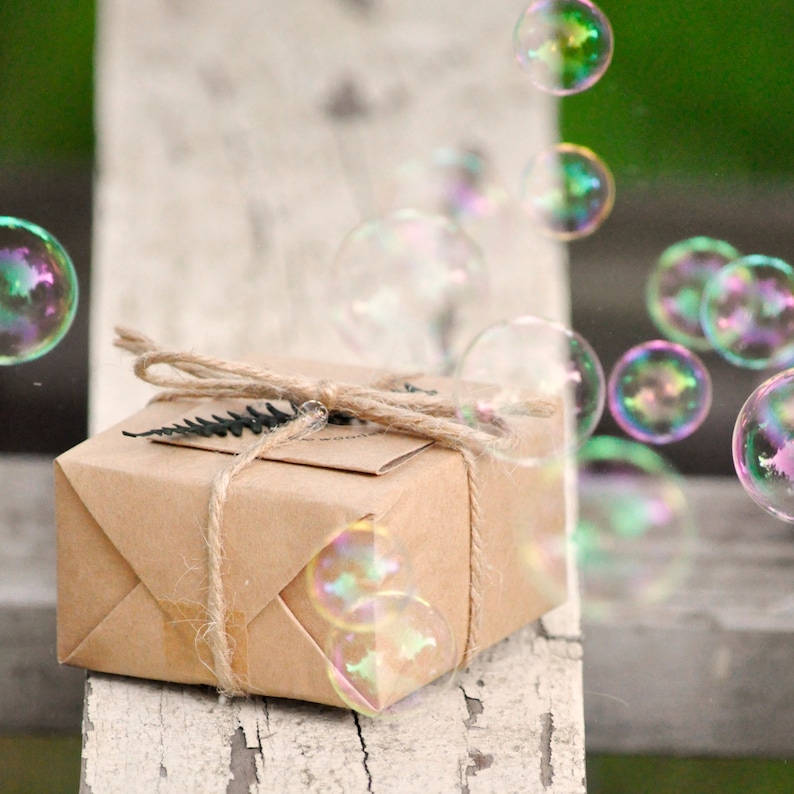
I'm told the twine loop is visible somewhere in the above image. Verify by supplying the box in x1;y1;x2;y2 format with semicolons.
315;379;340;412
115;326;553;698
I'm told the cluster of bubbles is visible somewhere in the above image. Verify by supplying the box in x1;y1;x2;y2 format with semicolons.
305;520;456;717
329;2;619;369
642;236;794;521
0;217;79;366
326;0;700;642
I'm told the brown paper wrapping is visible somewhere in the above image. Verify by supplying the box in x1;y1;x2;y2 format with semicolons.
55;359;567;709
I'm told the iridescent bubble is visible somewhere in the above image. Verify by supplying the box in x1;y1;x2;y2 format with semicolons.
379;148;507;226
0;217;78;365
331;210;487;373
325;592;457;718
513;0;614;95
306;521;414;630
519;144;615;240
647;237;740;351
454;315;605;464
733;369;794;522
575;436;696;617
701;254;794;369
608;340;712;444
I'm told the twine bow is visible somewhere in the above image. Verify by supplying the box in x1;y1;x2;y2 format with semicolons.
115;326;554;697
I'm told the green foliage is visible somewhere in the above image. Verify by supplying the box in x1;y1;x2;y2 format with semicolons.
588;754;794;793
0;1;94;160
0;735;82;794
123;403;303;440
562;1;794;183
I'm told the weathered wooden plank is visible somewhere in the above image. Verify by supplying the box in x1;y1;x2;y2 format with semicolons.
0;456;84;732
83;0;585;790
583;477;794;758
90;0;566;433
81;623;585;794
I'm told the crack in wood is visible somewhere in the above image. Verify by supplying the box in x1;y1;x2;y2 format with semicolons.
539;712;555;789
536;618;583;644
79;677;95;794
461;684;483;729
353;711;373;792
226;726;260;793
461;749;494;794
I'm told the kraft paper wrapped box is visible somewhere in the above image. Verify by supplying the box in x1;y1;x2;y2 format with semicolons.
55;356;567;712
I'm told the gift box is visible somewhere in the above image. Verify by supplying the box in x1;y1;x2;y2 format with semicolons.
55;356;567;712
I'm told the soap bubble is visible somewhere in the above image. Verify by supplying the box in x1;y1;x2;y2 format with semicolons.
514;0;614;95
575;436;696;617
647;237;740;350
0;217;79;365
454;315;605;465
518;462;569;607
379;148;507;227
520;144;614;240
325;592;457;718
701;254;794;369
733;369;794;522
306;521;414;630
608;340;712;444
331;210;487;373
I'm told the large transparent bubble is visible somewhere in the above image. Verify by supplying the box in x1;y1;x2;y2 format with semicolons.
701;254;794;369
520;143;615;240
0;217;78;365
454;315;605;465
733;369;794;522
306;520;415;630
331;210;487;373
608;340;712;445
325;593;457;718
513;0;614;96
575;436;697;617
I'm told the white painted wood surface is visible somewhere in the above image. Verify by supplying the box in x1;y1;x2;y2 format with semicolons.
81;624;584;794
81;0;584;791
90;0;566;432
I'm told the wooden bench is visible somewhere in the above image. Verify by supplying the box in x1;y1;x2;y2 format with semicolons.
7;0;793;790
77;1;586;790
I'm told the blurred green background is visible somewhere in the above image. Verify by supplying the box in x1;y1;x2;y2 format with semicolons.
2;1;793;792
0;2;93;162
562;0;794;184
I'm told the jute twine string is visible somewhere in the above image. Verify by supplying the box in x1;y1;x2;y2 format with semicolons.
115;326;554;697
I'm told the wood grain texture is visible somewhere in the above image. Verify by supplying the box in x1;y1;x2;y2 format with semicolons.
0;457;85;732
583;477;794;758
81;623;585;794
